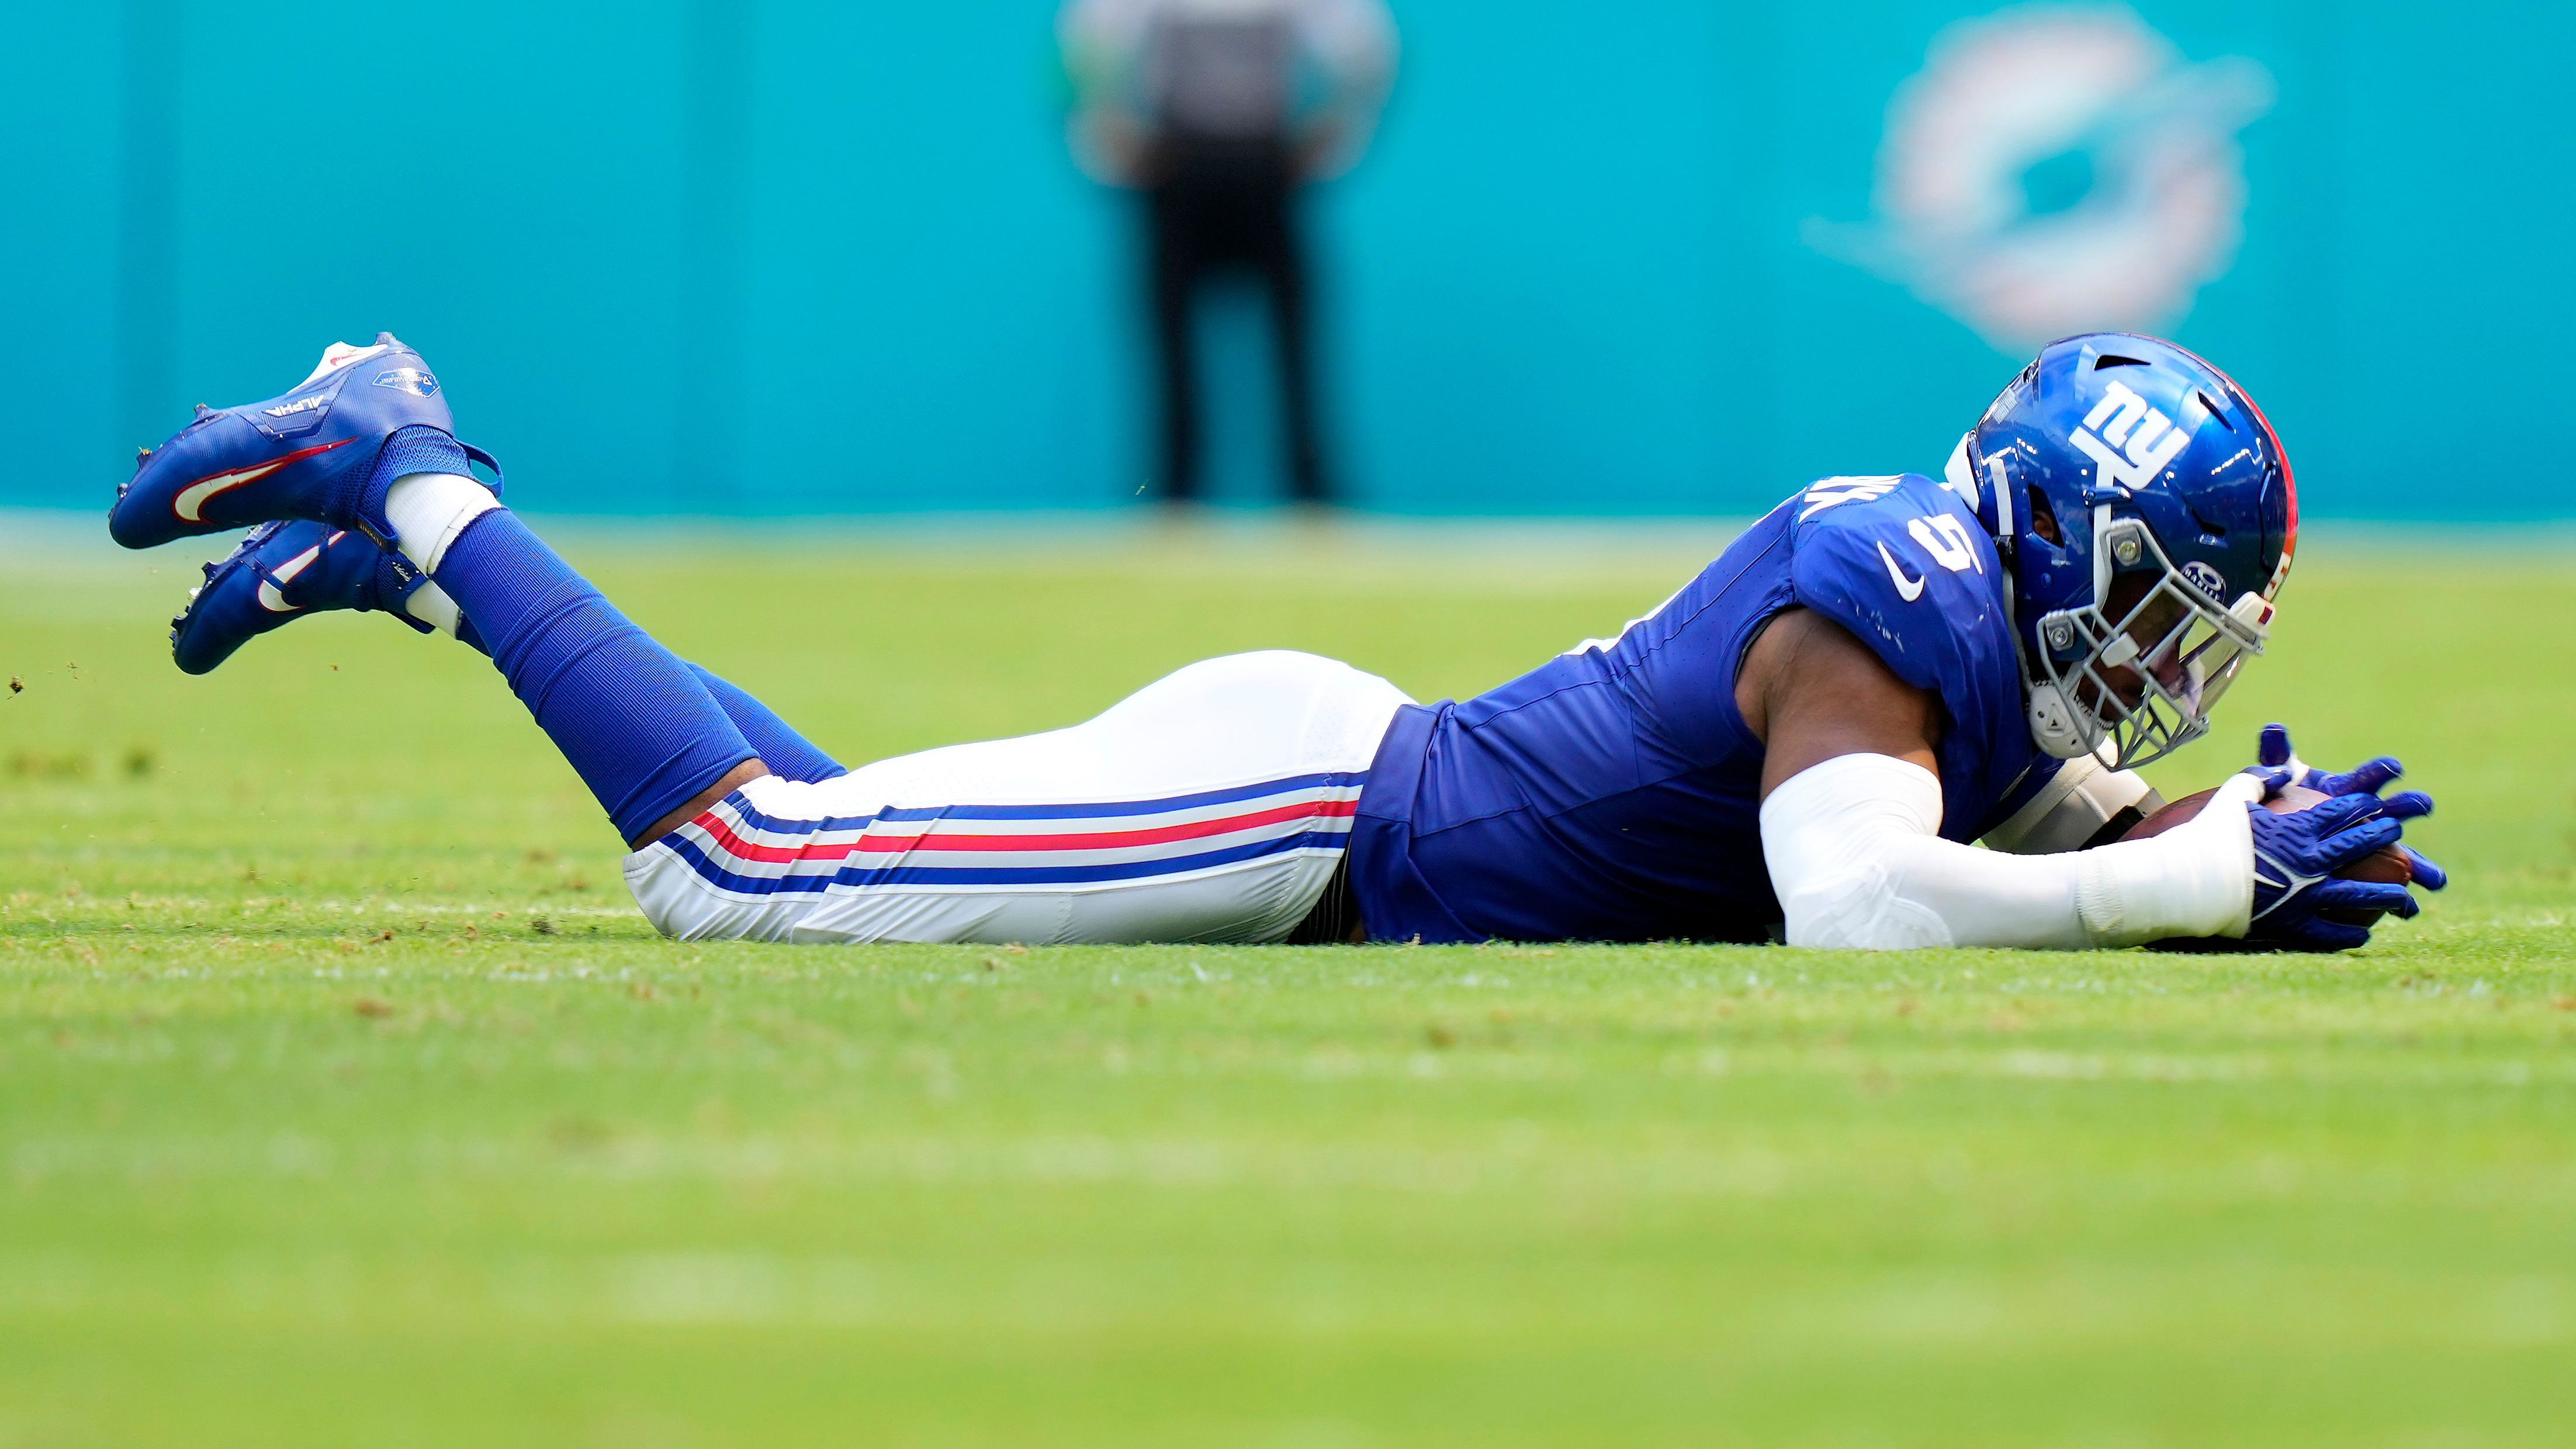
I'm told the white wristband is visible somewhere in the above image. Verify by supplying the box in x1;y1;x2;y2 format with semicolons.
2068;772;2258;944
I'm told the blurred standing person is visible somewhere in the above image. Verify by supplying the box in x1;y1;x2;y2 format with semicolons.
1061;0;1397;510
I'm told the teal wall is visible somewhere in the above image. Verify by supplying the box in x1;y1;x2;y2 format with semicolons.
3;1;2568;517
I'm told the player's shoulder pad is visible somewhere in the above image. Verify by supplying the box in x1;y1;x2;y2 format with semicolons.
1786;472;2011;693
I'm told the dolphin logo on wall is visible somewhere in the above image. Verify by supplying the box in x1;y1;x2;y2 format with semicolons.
1806;5;2274;353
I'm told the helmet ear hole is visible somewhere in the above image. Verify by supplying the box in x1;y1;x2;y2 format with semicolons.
2025;484;2064;547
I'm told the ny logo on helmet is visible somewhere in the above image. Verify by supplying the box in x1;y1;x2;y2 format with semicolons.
2071;381;2193;493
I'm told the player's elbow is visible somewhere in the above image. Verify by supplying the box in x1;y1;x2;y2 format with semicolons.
1775;863;1953;950
1761;753;1957;950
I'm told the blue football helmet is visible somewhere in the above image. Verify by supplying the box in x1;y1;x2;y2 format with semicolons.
1944;333;2297;770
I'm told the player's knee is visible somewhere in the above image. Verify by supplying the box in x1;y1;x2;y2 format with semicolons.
619;842;750;942
622;847;689;939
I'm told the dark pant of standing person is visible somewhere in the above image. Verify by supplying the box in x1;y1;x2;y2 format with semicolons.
1145;137;1327;506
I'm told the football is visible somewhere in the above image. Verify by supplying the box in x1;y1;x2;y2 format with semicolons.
2125;780;2412;933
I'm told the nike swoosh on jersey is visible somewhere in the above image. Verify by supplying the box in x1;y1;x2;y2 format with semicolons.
255;541;326;613
171;437;358;523
1876;542;1927;601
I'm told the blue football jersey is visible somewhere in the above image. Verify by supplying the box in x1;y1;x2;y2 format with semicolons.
1347;473;2054;943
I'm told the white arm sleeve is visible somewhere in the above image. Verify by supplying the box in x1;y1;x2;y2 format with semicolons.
1759;753;2257;950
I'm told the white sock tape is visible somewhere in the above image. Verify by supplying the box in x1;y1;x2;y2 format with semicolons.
382;472;499;575
403;580;463;637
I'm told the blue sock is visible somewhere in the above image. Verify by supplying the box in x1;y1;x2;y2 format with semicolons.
446;617;842;785
425;509;756;842
684;665;846;783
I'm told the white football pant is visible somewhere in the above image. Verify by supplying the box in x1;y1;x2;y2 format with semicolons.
622;651;1411;945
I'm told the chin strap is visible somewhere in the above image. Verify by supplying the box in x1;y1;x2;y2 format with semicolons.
1954;434;2096;771
1958;434;2048;718
1985;454;2017;565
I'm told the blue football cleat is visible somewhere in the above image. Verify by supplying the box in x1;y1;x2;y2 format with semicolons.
109;334;497;551
168;521;440;675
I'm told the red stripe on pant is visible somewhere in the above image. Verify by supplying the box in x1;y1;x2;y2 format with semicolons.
688;796;1360;867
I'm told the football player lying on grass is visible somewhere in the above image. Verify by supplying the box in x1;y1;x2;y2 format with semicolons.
110;332;2442;950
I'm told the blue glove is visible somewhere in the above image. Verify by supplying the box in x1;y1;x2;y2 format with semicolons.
2254;723;2449;890
2256;722;2405;796
2241;766;2435;952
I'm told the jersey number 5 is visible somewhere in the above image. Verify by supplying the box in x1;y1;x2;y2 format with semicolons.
1907;514;1984;574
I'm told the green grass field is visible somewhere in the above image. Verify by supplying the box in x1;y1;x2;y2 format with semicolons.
4;516;2573;1447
